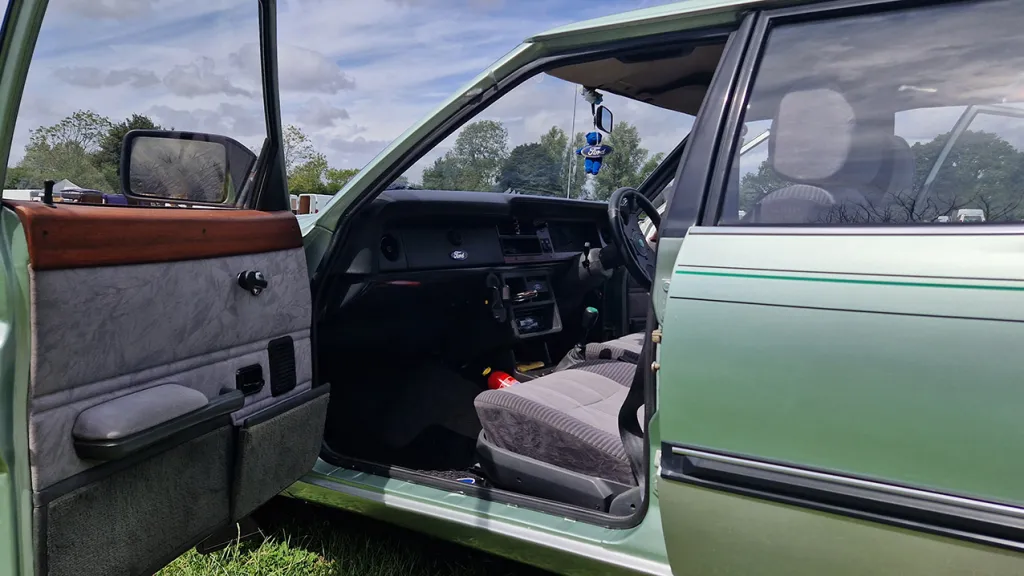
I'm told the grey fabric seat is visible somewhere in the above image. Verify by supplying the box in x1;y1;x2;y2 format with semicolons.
474;360;637;485
555;332;644;370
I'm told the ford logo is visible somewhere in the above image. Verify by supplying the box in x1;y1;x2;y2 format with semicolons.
450;250;468;261
579;144;613;158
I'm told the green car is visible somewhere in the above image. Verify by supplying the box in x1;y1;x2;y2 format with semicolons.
4;0;1024;574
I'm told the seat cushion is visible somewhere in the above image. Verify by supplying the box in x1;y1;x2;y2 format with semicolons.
555;332;644;371
474;361;634;484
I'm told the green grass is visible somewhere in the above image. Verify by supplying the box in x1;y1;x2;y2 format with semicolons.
158;498;551;576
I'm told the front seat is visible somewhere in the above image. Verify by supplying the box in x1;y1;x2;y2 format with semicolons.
555;332;644;370
474;359;641;511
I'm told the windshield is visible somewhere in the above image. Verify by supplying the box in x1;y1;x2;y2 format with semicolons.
394;73;693;200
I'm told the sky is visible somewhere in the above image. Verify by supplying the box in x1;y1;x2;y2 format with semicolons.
8;0;685;182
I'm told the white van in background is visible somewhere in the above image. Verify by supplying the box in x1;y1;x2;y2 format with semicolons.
953;208;986;223
296;193;332;215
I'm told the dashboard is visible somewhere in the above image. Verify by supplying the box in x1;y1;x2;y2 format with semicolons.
328;189;617;342
339;189;610;275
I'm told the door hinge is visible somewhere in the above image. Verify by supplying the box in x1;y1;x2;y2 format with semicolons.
651;329;662;344
651;361;660;372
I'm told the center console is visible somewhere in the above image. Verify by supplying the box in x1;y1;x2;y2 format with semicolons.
500;271;562;339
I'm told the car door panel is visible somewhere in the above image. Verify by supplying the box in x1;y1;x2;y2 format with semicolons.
660;480;1024;576
653;0;1024;571
658;228;1024;573
7;201;329;576
662;229;1024;499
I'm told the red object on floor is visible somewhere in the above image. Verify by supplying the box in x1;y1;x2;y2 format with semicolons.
487;370;519;390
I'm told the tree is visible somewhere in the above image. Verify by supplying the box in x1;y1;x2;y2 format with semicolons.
739;158;790;215
567;131;588;199
31;110;111;152
422;120;508;191
497;143;561;195
288;152;330;194
639;152;665;184
18;139;110;191
594;122;649;200
284;124;316;175
905;129;1024;222
325;167;359;192
95;114;163;190
9;111;113;191
539;126;569;166
4;165;35;189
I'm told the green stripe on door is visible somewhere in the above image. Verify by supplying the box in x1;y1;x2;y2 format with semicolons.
674;269;1024;291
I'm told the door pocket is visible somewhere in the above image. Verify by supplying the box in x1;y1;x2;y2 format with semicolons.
230;385;329;521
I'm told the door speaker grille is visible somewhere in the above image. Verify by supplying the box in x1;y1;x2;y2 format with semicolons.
268;336;296;396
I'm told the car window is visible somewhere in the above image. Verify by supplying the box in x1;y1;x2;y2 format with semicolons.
393;72;693;200
4;0;267;207
721;0;1024;225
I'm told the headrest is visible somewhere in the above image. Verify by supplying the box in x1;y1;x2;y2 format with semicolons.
871;136;915;198
768;88;885;187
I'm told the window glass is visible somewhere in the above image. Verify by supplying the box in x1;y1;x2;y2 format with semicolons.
723;0;1024;225
5;0;266;206
394;71;693;200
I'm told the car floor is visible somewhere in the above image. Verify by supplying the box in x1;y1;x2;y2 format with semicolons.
324;357;492;486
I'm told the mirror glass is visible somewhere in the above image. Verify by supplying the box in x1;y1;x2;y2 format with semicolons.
128;137;229;203
596;105;613;133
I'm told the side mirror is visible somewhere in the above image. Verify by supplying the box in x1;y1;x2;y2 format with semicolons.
595;105;613;133
120;130;257;205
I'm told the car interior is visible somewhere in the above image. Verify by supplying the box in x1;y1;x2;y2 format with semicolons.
313;39;727;521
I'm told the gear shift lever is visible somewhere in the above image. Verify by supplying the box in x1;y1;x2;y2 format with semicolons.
578;306;599;353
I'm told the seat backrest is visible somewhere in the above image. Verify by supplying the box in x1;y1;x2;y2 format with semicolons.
756;88;891;223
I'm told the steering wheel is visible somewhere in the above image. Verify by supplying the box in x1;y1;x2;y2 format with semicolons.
607;187;661;291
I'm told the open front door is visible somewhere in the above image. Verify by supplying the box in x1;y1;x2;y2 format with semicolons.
0;1;329;574
12;203;327;576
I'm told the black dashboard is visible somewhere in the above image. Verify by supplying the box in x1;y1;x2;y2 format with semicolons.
340;189;610;275
328;189;617;344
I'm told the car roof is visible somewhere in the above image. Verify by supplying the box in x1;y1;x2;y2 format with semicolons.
528;0;778;43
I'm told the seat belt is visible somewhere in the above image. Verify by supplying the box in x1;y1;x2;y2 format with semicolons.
618;304;654;488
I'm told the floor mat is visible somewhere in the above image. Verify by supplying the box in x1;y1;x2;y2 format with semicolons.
326;361;485;472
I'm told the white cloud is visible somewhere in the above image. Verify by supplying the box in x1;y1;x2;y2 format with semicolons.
63;0;160;20
54;66;160;89
296;98;350;127
10;0;688;177
148;103;265;138
230;43;355;94
164;57;253;98
327;136;393;168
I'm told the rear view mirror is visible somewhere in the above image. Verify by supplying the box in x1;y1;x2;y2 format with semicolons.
595;105;613;133
121;130;257;205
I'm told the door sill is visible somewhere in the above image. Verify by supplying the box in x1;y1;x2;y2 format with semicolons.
317;442;647;530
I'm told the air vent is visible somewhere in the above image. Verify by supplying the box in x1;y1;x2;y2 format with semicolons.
496;217;537;236
500;237;542;256
380;234;401;262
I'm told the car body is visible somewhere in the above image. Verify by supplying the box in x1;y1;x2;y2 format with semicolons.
3;0;1024;575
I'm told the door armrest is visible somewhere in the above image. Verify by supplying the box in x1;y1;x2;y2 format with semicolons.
73;384;244;461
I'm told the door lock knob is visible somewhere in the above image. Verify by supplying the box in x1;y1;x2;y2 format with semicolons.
237;270;268;296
